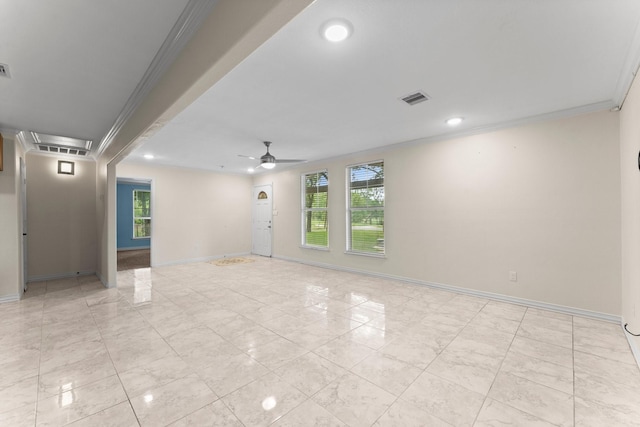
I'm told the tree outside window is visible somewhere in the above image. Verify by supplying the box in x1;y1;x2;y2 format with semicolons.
133;190;151;238
347;161;384;254
302;171;328;247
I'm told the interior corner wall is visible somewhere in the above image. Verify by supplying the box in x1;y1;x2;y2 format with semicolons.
254;110;621;316
0;135;22;299
116;162;252;266
26;153;98;280
620;73;640;350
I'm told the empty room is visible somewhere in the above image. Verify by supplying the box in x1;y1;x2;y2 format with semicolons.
1;0;640;426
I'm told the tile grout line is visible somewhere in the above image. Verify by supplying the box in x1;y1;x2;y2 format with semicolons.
86;284;142;427
469;304;527;426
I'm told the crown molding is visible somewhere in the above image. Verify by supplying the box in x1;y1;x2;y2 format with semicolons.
95;0;219;159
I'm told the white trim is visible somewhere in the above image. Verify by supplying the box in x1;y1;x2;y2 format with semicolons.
28;270;96;283
300;245;330;251
97;271;113;289
153;252;251;267
95;0;219;158
273;254;620;323
614;15;640;107
117;246;150;251
117;177;152;186
0;294;20;304
344;250;386;259
622;317;640;369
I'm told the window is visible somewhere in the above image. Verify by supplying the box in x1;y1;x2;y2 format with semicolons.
347;161;384;255
302;171;329;248
133;190;151;238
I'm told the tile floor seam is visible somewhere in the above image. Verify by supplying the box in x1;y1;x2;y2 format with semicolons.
87;291;144;427
468;301;523;426
33;291;45;427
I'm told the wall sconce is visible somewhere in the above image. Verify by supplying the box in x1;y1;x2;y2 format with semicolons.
58;160;75;175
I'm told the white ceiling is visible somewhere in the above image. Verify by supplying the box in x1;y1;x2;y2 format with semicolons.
0;0;190;148
3;1;640;172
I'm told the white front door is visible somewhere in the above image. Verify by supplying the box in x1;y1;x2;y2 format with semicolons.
252;184;272;257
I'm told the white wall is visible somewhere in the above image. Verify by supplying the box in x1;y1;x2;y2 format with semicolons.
117;162;252;266
255;110;621;316
620;73;640;350
26;153;98;279
0;135;23;300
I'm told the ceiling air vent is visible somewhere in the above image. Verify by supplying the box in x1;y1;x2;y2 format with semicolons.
0;63;10;78
18;131;92;157
401;91;429;106
36;145;88;156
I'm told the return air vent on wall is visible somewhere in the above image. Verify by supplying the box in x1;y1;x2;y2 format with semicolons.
401;91;430;106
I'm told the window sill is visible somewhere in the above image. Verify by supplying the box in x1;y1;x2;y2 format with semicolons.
300;245;329;251
132;237;151;240
344;250;386;259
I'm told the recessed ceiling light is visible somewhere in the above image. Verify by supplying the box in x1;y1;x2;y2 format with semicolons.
321;19;353;42
446;117;464;126
248;168;255;173
143;154;154;159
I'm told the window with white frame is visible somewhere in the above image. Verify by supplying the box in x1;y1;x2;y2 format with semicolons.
302;170;329;248
133;190;151;238
347;161;384;255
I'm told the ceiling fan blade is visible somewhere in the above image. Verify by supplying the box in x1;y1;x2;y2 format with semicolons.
275;159;307;163
238;154;256;160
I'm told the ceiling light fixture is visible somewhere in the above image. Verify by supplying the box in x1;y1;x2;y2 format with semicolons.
446;117;464;126
321;19;353;42
248;168;255;173
261;161;276;170
143;154;154;159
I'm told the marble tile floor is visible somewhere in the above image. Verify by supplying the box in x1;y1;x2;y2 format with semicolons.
1;257;639;426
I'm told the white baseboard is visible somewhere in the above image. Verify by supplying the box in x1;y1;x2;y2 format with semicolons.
273;255;620;324
27;270;96;283
621;318;640;369
0;294;20;304
153;252;251;268
117;246;150;251
96;271;114;289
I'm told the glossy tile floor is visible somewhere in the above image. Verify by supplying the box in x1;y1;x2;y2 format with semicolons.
1;257;639;426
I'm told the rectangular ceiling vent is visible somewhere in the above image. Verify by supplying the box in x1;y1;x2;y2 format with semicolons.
401;91;430;106
19;131;92;156
37;145;88;156
0;63;10;78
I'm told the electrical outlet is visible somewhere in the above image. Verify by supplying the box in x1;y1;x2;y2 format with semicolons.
509;271;517;282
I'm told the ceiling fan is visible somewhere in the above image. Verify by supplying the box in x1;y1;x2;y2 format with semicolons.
239;141;306;169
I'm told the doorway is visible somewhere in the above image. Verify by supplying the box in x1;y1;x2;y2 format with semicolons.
252;184;273;257
116;178;152;270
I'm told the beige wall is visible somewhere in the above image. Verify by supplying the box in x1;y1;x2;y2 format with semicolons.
26;153;98;279
255;110;621;316
0;135;23;299
620;73;640;350
117;162;252;267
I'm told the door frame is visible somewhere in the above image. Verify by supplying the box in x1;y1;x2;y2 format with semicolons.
252;184;273;257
